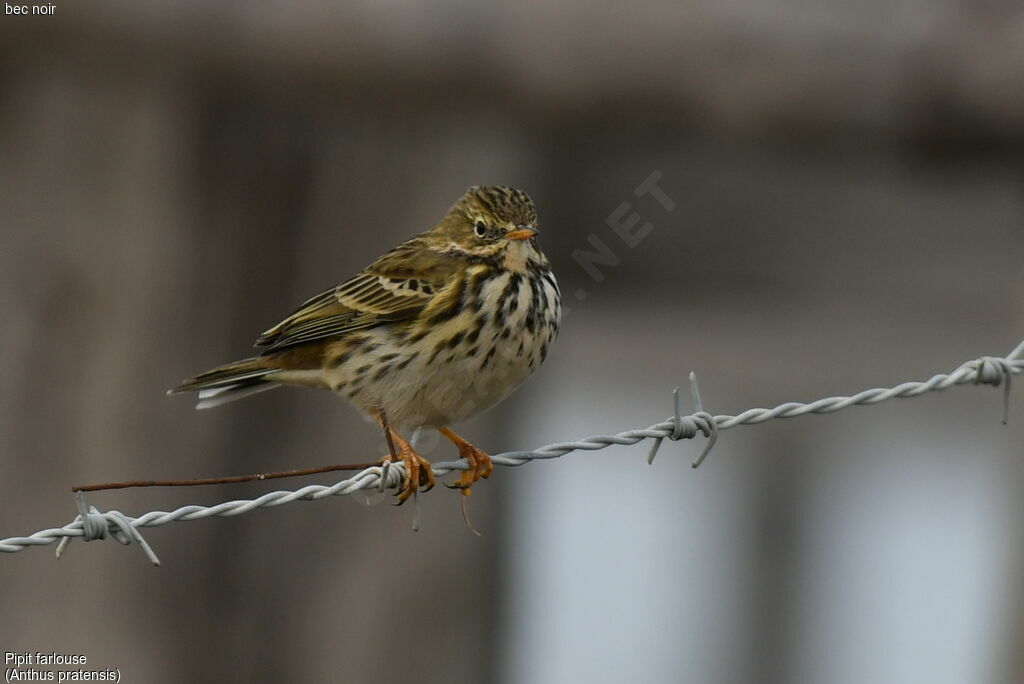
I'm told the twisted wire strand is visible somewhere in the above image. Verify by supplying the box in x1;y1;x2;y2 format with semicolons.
1;341;1020;564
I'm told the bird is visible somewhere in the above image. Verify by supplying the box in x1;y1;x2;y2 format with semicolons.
170;186;561;504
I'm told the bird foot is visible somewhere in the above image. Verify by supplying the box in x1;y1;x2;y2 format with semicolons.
439;429;493;497
381;445;435;505
376;413;435;505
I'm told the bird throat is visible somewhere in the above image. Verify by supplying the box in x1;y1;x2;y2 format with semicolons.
500;240;535;274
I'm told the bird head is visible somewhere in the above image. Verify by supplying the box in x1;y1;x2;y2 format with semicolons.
431;186;543;266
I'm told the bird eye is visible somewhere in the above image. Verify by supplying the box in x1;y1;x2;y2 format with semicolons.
474;221;487;238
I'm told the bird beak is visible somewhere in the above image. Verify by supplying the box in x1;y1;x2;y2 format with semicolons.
506;226;538;241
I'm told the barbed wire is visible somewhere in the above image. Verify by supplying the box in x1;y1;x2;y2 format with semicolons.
2;339;1021;565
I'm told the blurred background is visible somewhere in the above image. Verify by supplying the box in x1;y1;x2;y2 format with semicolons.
2;2;1023;682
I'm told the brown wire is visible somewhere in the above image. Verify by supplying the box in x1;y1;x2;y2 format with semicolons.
71;461;382;492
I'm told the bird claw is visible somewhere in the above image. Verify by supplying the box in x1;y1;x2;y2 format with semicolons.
447;440;493;497
384;449;435;505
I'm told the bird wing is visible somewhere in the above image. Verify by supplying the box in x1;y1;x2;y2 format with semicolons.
254;239;456;353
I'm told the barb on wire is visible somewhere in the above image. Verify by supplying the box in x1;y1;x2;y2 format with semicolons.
646;374;718;467
1;340;1021;561
53;492;161;566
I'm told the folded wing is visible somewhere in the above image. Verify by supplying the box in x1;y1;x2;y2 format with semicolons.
255;240;454;353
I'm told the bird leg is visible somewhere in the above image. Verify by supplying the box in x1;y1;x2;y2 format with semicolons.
438;428;493;496
377;412;435;504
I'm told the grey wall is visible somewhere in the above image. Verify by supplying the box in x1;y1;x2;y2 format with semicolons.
1;3;1022;683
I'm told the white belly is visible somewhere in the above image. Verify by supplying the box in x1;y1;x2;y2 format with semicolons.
326;269;560;429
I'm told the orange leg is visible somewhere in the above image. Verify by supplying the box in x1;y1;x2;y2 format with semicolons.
438;428;493;496
377;413;435;504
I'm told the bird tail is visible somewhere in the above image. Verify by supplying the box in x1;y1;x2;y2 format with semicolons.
169;357;281;410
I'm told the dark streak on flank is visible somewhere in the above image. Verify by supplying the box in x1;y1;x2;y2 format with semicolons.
329;351;353;369
446;331;466;349
427;344;445;365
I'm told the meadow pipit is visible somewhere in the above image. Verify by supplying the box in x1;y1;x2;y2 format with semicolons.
171;186;561;503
